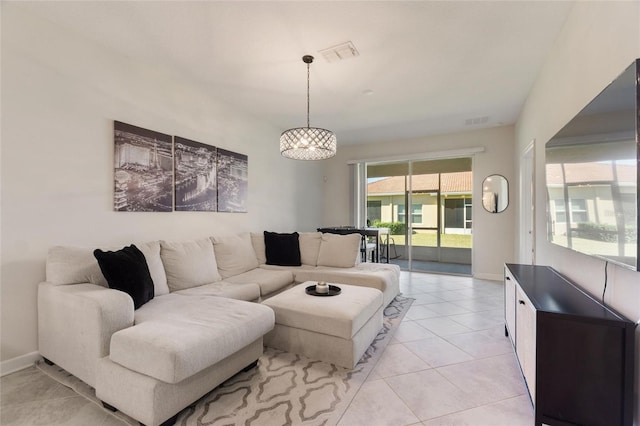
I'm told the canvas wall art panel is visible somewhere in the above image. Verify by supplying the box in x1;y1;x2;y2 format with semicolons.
114;121;173;212
174;136;217;211
217;148;248;213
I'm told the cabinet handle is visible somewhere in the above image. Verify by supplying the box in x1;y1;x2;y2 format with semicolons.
506;276;511;280
519;300;525;305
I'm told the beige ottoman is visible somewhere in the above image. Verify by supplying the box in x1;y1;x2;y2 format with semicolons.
262;282;383;368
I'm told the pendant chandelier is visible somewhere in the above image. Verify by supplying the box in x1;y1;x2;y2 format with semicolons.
280;55;337;160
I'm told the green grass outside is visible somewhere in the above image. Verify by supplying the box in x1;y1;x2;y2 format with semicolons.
387;233;472;248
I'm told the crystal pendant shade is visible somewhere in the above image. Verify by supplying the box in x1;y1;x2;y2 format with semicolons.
280;127;337;160
280;55;337;160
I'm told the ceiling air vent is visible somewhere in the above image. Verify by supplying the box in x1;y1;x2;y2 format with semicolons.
465;116;489;126
319;41;359;63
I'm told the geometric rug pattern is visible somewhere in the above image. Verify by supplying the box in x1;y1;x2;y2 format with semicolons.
37;295;414;426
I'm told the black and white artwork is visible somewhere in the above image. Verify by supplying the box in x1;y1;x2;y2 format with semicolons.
217;148;248;213
114;121;173;212
174;136;217;211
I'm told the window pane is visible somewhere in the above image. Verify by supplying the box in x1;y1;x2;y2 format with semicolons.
397;204;405;223
554;200;566;223
444;199;464;228
367;200;382;224
411;203;422;224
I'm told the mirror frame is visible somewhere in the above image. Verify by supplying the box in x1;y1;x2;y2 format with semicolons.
482;174;509;213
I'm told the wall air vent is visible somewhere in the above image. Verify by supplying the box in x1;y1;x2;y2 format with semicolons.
319;41;360;63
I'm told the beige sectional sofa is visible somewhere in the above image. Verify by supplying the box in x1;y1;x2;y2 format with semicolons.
38;231;400;426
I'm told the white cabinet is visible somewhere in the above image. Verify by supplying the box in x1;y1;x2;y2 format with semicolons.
503;268;516;346
515;287;536;403
504;265;536;403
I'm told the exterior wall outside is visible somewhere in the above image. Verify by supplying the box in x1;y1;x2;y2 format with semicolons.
368;192;472;232
369;193;433;226
0;6;323;367
547;185;631;236
514;2;640;424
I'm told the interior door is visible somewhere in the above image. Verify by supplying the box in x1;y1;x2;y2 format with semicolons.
520;142;535;264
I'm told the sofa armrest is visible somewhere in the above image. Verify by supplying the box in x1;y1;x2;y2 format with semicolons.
38;282;134;388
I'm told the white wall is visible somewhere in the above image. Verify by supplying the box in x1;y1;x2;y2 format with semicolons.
0;5;323;369
515;1;640;423
321;126;516;280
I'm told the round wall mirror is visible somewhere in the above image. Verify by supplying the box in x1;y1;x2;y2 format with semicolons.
482;175;509;213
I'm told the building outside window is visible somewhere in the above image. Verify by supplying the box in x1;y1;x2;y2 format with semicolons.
367;200;382;224
570;198;588;223
397;203;422;224
444;197;472;231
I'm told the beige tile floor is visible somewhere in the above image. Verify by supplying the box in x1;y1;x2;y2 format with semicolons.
0;271;534;426
337;271;533;426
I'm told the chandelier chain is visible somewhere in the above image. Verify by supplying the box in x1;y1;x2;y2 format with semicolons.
306;61;310;128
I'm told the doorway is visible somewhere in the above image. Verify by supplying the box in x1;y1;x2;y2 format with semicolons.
365;157;472;274
520;141;535;264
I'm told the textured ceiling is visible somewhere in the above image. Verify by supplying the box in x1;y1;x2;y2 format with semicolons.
14;1;575;145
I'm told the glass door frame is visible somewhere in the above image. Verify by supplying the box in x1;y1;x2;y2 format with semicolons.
355;153;476;273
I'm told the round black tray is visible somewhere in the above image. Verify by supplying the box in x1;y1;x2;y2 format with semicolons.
305;284;341;297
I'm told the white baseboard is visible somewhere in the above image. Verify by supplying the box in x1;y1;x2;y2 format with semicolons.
473;272;503;282
1;351;41;377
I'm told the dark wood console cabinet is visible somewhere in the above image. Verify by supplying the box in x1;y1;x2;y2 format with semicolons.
504;264;636;426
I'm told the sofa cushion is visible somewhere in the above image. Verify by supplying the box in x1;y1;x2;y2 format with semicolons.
173;281;260;301
259;264;315;271
211;233;259;279
111;294;274;384
299;232;322;266
46;242;169;296
316;233;361;268
250;232;267;265
264;231;301;266
93;245;154;309
160;239;221;292
223;268;294;297
136;242;169;296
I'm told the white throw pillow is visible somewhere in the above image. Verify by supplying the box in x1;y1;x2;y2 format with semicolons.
136;241;170;296
299;232;322;266
211;233;260;279
316;233;362;268
160;239;222;291
251;232;267;265
46;242;170;296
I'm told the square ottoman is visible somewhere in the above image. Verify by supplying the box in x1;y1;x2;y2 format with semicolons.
262;282;383;368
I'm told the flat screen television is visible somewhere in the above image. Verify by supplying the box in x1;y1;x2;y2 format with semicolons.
545;59;639;271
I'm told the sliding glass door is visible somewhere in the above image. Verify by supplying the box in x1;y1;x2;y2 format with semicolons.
365;157;472;274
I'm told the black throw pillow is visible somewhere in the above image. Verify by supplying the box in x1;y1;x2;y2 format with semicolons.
93;244;154;309
264;231;302;266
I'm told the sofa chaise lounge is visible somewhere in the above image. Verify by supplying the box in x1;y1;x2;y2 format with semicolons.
38;231;400;425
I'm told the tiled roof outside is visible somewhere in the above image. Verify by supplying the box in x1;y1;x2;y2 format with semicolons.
545;162;636;185
367;171;472;194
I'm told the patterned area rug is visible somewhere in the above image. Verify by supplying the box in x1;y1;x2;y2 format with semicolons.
37;295;414;426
